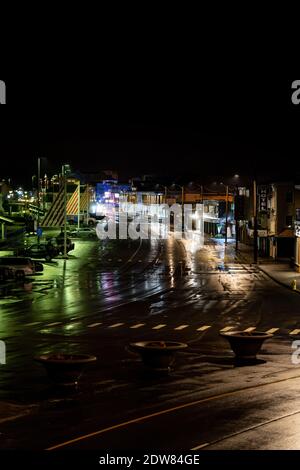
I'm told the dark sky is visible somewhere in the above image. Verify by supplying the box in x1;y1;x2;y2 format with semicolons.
1;78;300;186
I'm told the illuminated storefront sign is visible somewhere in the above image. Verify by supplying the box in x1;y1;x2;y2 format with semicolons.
258;186;268;212
295;223;300;238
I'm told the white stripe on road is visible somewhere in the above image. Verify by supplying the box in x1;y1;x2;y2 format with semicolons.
197;325;211;332
220;326;235;333
108;323;125;328
88;323;102;328
244;327;256;333
46;322;62;327
290;329;300;336
130;324;145;329
152;324;167;330
24;322;42;327
266;328;279;334
174;325;189;331
191;443;210;451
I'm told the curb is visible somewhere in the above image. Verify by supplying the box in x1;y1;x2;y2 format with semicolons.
235;250;300;295
257;266;300;295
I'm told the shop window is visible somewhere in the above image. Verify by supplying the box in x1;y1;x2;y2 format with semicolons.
296;208;300;221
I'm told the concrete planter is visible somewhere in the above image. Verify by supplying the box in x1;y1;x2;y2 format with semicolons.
129;341;188;372
220;331;272;361
35;354;97;387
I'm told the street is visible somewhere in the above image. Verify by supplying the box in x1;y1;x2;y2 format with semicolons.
0;235;300;450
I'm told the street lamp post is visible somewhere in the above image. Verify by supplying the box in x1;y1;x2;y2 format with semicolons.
62;164;69;259
171;184;185;233
225;185;229;246
253;180;258;264
37;157;41;246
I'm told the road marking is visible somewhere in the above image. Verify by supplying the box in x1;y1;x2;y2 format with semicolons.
118;259;122;262
220;326;234;333
174;325;189;331
191;443;210;450
266;328;279;334
152;324;167;330
46;374;300;451
108;259;112;262
290;329;300;336
138;260;143;263
88;323;102;328
244;327;256;333
130;324;145;329
24;322;42;327
197;325;211;332
46;322;62;327
108;323;124;328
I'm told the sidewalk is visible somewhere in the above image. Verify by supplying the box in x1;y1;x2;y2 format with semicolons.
234;242;300;294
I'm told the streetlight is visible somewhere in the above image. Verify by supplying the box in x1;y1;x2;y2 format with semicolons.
62;164;71;259
171;183;185;233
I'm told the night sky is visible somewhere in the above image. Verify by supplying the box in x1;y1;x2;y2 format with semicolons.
0;78;299;186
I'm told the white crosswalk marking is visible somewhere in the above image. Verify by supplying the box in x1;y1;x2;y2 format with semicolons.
244;327;256;333
130;324;145;329
266;328;279;334
290;329;300;336
153;324;167;330
46;322;62;327
197;325;211;332
109;323;125;328
220;326;235;333
88;323;102;328
174;325;189;331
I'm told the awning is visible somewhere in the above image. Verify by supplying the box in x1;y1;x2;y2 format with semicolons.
277;229;295;238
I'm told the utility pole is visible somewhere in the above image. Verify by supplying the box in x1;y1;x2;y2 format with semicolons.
77;182;81;230
37;157;41;246
63;165;68;259
235;188;239;252
225;185;229;246
253;180;258;264
182;185;184;233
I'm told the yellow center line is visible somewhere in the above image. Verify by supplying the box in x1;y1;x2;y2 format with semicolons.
174;325;189;331
152;324;167;330
130;324;145;329
197;325;211;332
266;328;279;334
220;326;234;333
244;327;256;333
46;374;300;451
108;323;125;328
290;329;300;336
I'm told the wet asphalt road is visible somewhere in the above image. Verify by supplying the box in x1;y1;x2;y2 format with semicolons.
1;234;300;449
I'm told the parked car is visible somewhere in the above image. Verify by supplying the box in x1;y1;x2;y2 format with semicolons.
54;234;75;254
68;227;97;238
32;261;44;273
0;266;13;282
0;257;36;278
22;243;59;261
